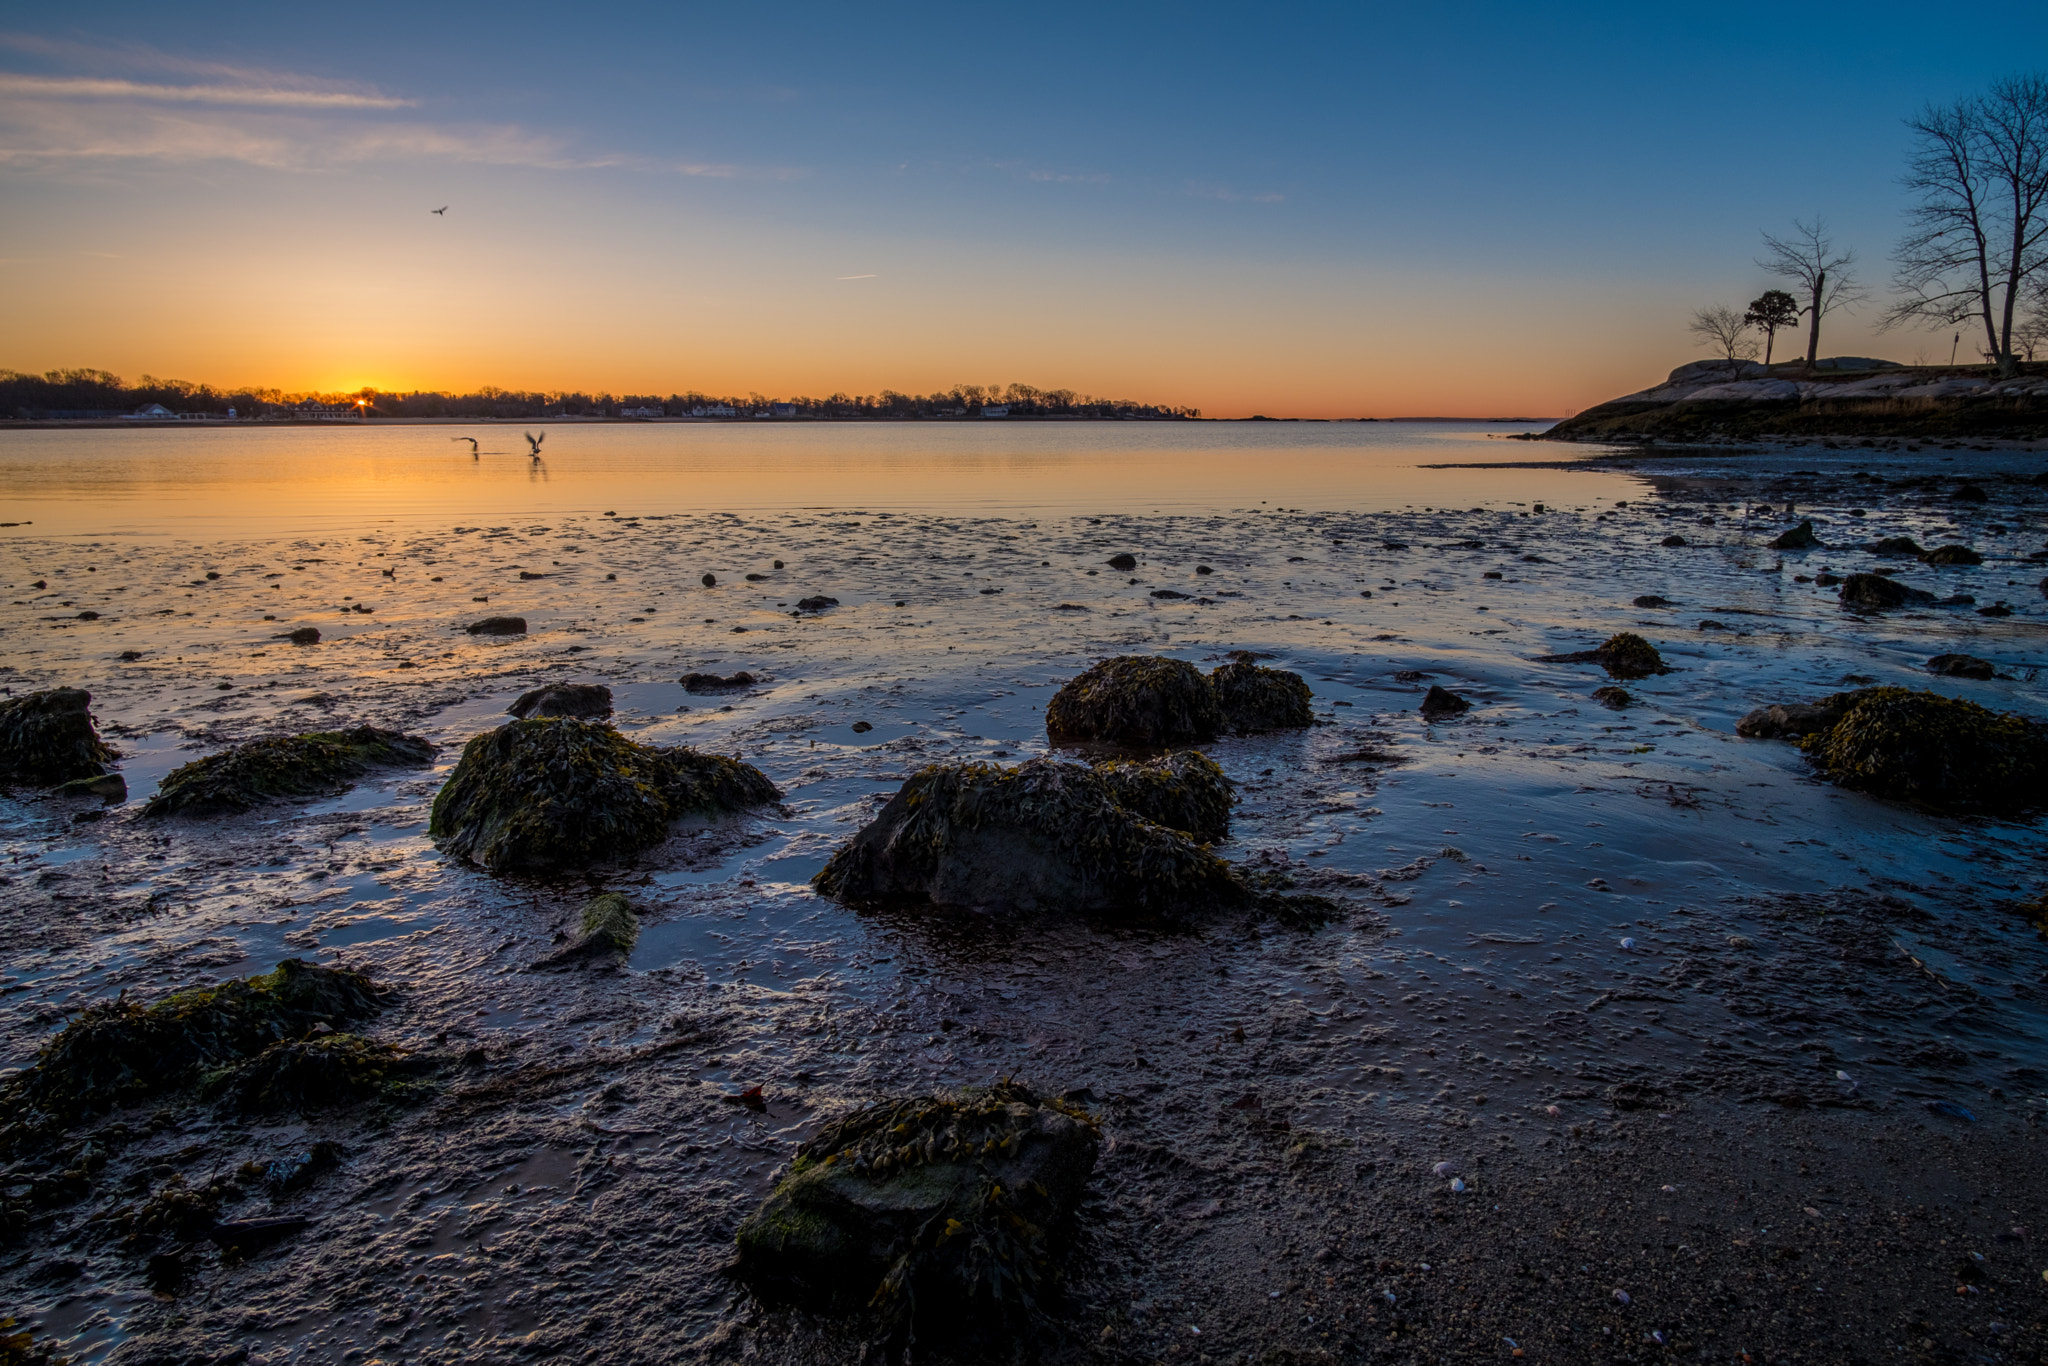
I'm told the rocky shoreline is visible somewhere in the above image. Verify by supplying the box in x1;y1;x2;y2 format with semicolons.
1545;358;2048;443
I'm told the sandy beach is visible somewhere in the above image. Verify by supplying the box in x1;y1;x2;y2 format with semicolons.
4;437;2048;1364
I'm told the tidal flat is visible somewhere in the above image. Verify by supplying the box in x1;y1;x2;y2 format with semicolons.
3;440;2048;1365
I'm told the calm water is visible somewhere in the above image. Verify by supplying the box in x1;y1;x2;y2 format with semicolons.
0;419;1633;536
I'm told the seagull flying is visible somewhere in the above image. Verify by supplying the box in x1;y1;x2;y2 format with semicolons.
524;430;545;459
431;206;448;215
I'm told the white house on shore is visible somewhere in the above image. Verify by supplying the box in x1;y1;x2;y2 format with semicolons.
126;403;175;419
982;404;1010;417
619;405;664;418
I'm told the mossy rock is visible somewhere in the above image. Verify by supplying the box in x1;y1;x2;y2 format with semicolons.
1798;687;2048;815
736;1080;1098;1317
1044;656;1222;747
1;960;383;1126
507;683;612;719
1921;544;1983;566
1768;519;1823;550
143;726;435;817
429;718;780;872
1840;572;1934;610
210;1033;424;1113
1091;749;1233;841
0;688;117;787
533;892;641;969
1209;661;1313;732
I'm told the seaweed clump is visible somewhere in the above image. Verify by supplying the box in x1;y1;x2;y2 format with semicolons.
1044;656;1222;746
735;1080;1098;1321
429;718;779;872
143;727;435;817
0;960;383;1128
211;1033;423;1113
533;892;641;969
1798;687;2048;815
1209;659;1313;732
0;688;117;787
1090;749;1233;841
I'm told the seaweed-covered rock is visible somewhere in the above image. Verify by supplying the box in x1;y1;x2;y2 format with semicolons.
1769;519;1823;550
0;688;117;786
1209;660;1313;732
1632;595;1673;608
429;718;779;871
1660;534;1688;547
736;1081;1098;1317
1592;686;1633;709
143;727;435;817
533;892;641;969
1866;536;1925;557
796;595;840;612
1921;544;1984;566
1929;653;1998;680
1840;573;1935;610
1419;685;1470;717
467;616;527;635
1106;553;1138;570
1536;632;1672;680
815;758;1248;916
0;960;382;1125
213;1033;422;1113
51;772;126;801
507;682;612;719
1090;749;1233;841
1044;656;1222;747
1798;687;2048;814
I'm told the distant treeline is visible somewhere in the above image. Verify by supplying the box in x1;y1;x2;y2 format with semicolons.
0;370;1199;421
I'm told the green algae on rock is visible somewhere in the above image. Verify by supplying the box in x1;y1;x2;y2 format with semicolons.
0;687;117;787
0;960;384;1127
143;726;435;817
532;892;642;969
1090;748;1233;842
1044;655;1222;747
1798;687;2048;815
1209;659;1314;732
736;1080;1099;1317
429;718;779;872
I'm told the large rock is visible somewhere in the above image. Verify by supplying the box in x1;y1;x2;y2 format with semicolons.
1749;687;2048;815
0;688;117;786
1928;653;1998;680
532;892;641;969
1044;656;1222;747
429;718;779;872
1535;632;1672;680
1735;701;1845;739
143;727;435;817
1;960;382;1124
1090;749;1233;841
507;683;612;720
736;1082;1098;1316
1839;573;1935;610
1768;520;1823;550
1921;544;1983;566
1209;659;1313;732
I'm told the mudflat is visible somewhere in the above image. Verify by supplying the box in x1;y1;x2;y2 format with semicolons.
2;439;2046;1364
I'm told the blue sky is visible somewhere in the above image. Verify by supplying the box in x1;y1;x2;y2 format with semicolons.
2;0;2043;413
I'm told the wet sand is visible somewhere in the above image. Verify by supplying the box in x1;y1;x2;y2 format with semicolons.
3;442;2048;1364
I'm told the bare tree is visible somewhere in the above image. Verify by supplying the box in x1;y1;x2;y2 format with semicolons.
1687;305;1759;375
1883;75;2048;376
1743;289;1802;366
2015;310;2048;361
1760;218;1864;368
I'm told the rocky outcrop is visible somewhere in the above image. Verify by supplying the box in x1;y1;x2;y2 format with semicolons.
1045;656;1222;746
1090;749;1233;841
1535;632;1672;680
736;1081;1098;1317
0;688;117;787
1209;659;1314;732
1545;358;2048;440
144;727;435;817
507;683;612;719
430;718;779;872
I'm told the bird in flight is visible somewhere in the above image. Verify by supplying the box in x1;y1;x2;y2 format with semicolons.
451;436;478;458
524;430;546;460
431;206;448;216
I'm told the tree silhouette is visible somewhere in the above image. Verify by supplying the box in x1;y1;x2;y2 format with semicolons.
1743;290;1801;366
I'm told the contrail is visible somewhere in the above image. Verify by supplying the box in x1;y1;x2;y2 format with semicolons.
836;273;878;280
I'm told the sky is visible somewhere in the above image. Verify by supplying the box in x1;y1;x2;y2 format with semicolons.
2;1;2045;418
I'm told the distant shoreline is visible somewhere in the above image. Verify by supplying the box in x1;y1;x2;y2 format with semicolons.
0;414;1557;431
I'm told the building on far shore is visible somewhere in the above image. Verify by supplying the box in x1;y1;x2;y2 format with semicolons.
982;404;1010;418
288;400;358;421
126;403;176;419
769;402;797;418
619;405;664;418
689;404;737;417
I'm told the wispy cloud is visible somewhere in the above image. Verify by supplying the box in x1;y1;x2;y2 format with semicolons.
0;73;414;109
836;273;877;280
